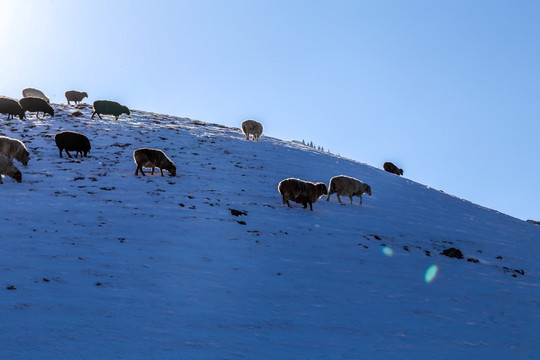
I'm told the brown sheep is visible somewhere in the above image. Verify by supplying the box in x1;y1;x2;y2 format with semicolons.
133;148;176;176
383;162;404;176
65;90;88;105
278;178;328;211
0;97;25;120
327;175;371;205
0;154;22;184
241;119;263;141
0;136;30;166
19;97;54;118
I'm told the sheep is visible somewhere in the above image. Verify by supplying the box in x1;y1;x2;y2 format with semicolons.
0;136;30;166
54;131;91;158
133;148;176;177
278;177;328;211
0;97;25;120
0;154;22;184
65;90;88;105
241;119;263;141
22;88;49;103
92;100;130;120
19;97;54;118
327;175;372;205
383;162;404;176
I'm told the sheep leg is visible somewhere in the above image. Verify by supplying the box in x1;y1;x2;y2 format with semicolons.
136;165;146;176
0;175;3;184
65;150;73;158
59;148;63;158
359;195;363;205
337;194;342;203
350;196;353;204
327;193;332;201
160;168;165;176
151;167;155;175
308;202;313;211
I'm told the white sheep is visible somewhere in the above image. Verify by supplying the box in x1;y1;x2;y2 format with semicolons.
278;177;328;211
241;119;263;141
0;136;30;166
22;88;49;103
327;175;372;205
0;154;22;184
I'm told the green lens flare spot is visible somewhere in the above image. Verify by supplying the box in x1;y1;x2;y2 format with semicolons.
382;247;394;257
424;265;439;283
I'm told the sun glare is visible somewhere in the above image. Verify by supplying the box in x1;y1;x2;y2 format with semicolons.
0;2;15;46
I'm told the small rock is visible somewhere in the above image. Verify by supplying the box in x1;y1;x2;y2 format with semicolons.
230;209;247;216
441;247;464;259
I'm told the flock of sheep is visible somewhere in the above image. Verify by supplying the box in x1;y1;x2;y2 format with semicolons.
0;87;167;184
0;88;404;211
277;161;403;211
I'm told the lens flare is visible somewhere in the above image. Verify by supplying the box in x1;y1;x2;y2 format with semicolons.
382;246;393;257
424;265;439;283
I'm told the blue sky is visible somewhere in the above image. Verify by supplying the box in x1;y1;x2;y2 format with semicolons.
1;0;538;220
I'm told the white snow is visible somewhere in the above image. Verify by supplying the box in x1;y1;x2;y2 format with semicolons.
1;104;539;359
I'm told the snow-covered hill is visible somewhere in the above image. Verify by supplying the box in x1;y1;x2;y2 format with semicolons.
1;104;539;359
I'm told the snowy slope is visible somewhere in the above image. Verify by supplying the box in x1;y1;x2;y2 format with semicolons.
1;104;539;359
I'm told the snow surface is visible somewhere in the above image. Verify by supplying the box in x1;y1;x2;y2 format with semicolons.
1;104;539;359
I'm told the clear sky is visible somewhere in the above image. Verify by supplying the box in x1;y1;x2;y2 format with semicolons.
1;0;538;221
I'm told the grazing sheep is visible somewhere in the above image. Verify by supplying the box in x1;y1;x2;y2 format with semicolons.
54;131;91;158
22;88;49;103
133;148;176;176
278;178;328;211
327;175;372;205
0;136;30;166
65;90;88;105
92;100;130;120
19;97;54;118
0;154;22;184
241;119;263;141
383;162;404;176
0;97;25;120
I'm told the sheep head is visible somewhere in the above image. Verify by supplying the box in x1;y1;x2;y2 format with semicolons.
316;183;328;196
12;168;22;183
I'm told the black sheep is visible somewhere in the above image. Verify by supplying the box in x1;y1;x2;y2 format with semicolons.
19;97;54;118
383;162;404;176
54;131;91;158
0;97;25;120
